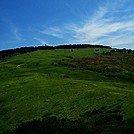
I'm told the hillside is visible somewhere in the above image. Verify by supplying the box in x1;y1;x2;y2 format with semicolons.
0;46;134;134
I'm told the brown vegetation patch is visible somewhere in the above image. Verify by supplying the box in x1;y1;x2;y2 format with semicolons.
74;55;134;80
75;55;134;70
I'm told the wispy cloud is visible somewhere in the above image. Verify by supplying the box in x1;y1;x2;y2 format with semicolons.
34;37;48;45
41;0;134;48
41;27;63;38
2;27;23;45
67;1;134;48
12;27;22;42
1;19;22;43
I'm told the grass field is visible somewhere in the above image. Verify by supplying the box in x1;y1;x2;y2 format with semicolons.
0;47;134;133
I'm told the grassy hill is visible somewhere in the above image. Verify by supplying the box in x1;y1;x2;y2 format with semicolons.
0;46;134;133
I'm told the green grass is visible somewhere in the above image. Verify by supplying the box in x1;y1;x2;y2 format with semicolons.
0;48;134;133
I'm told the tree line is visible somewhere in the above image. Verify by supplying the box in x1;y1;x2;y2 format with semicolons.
0;44;111;60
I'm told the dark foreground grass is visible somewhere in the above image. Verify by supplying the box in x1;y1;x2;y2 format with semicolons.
0;48;134;133
5;111;134;134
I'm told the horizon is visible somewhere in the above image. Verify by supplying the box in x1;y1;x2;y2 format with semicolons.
2;43;134;52
0;0;134;50
0;43;112;51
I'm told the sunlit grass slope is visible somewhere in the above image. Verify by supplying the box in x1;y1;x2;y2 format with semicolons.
0;48;134;133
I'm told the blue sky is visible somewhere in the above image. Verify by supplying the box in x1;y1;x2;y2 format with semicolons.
0;0;134;50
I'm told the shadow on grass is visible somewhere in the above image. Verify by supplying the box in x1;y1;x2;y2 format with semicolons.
5;106;134;134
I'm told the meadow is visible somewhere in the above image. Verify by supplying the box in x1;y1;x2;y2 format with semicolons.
0;47;134;133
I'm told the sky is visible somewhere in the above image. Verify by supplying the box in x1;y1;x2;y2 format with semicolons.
0;0;134;50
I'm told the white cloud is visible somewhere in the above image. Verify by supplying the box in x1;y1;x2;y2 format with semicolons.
1;19;22;43
34;37;48;45
40;0;134;49
13;27;22;42
41;27;63;38
1;27;23;45
67;2;134;48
